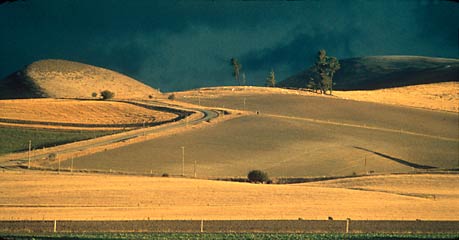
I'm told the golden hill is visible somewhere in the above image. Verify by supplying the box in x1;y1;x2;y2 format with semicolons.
0;59;160;99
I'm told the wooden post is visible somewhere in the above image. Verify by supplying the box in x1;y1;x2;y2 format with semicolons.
70;157;74;173
346;218;350;233
28;140;31;169
200;219;204;233
53;219;57;233
181;146;185;177
58;157;60;174
364;156;367;174
194;159;197;178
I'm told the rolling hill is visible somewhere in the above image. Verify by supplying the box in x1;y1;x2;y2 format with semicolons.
278;56;459;90
0;59;161;99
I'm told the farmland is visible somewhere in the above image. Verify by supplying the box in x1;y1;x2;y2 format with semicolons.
0;99;178;130
62;91;458;177
0;127;117;155
0;171;457;221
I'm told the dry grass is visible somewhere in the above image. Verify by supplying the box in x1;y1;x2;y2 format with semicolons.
0;171;457;221
0;99;177;127
334;82;459;112
0;59;162;99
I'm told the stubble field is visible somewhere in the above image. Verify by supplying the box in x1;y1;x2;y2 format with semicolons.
62;92;458;178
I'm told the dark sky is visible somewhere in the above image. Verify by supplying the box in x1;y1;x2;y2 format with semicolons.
1;0;458;92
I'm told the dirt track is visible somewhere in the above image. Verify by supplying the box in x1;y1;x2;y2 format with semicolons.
1;220;458;233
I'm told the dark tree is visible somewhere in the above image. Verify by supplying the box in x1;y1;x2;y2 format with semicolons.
310;49;340;95
266;69;276;87
100;90;115;100
248;170;270;183
230;58;242;85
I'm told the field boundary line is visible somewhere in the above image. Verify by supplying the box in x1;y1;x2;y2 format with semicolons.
263;113;458;142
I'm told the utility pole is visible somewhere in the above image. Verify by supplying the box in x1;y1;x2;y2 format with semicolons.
364;155;367;174
194;159;197;178
243;97;246;111
27;140;31;169
70;156;74;173
181;146;185;177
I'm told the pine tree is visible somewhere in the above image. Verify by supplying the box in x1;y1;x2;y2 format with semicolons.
266;69;276;87
230;58;242;85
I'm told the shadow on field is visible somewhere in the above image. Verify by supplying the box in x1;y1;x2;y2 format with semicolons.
353;146;437;170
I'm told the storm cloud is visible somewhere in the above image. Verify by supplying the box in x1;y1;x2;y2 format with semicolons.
1;0;457;91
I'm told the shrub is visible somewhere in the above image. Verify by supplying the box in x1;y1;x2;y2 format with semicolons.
100;90;115;100
148;94;153;99
162;173;169;177
91;92;98;98
247;170;270;183
168;94;176;100
48;153;57;161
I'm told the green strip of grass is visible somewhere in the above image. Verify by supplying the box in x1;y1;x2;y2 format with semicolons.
0;127;119;155
0;233;458;240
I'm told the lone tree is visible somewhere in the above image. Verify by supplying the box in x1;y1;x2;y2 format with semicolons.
266;69;276;87
310;49;340;95
230;58;242;85
100;90;115;100
247;170;270;183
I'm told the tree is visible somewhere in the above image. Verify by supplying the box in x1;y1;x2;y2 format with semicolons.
247;170;270;183
266;69;276;87
100;90;115;100
310;49;340;95
230;58;242;85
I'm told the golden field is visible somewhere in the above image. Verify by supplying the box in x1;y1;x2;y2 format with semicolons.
0;171;457;221
0;99;177;128
334;81;459;112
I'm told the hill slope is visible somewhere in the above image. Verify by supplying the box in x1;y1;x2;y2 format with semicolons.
0;59;160;99
279;56;459;90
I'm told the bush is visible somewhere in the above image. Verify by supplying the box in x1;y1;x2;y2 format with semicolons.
162;173;169;177
168;94;176;100
247;170;270;183
100;90;115;100
91;92;98;98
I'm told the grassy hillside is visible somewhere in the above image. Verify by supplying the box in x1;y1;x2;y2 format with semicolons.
0;59;161;99
65;92;458;177
278;56;459;90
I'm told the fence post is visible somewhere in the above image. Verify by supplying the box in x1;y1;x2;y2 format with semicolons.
346;218;350;233
53;219;57;233
200;219;204;233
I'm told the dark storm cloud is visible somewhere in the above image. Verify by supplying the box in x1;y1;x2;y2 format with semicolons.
0;0;458;91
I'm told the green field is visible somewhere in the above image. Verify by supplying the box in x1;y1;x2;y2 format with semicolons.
0;127;118;155
1;233;458;240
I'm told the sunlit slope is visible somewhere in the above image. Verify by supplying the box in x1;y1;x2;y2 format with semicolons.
279;56;459;90
0;59;160;99
68;92;458;177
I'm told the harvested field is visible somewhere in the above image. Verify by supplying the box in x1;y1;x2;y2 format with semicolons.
66;92;458;177
334;82;459;112
0;99;177;128
0;171;458;221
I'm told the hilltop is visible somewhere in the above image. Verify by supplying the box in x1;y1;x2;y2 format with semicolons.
0;59;161;99
279;56;459;90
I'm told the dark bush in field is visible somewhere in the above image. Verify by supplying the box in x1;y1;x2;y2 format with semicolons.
91;92;98;98
168;94;176;100
100;90;115;100
248;170;270;183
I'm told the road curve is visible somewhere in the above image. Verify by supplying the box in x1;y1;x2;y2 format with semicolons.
1;101;220;165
